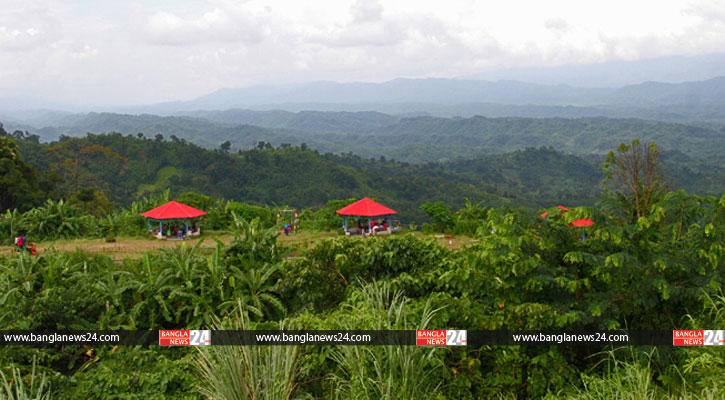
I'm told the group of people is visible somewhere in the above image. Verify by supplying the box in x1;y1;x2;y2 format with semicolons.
372;219;388;232
354;219;388;236
13;234;34;254
152;223;197;239
283;223;293;236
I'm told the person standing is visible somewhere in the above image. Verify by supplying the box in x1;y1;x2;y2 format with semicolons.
14;234;27;252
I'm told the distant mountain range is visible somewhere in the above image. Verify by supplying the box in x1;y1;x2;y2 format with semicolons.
134;76;725;114
462;52;725;87
3;74;725;129
3;51;725;118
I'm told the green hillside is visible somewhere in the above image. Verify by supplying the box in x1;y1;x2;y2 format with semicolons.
9;130;723;223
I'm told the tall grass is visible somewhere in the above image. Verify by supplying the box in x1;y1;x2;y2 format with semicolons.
574;350;660;400
194;304;300;400
0;358;51;400
329;280;444;400
558;349;723;400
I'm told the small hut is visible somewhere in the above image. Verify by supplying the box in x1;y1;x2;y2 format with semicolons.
141;201;207;239
336;197;400;236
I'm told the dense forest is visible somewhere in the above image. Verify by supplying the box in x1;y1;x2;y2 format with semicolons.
2;122;723;224
7;111;725;164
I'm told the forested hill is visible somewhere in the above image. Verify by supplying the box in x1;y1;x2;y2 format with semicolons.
361;116;724;163
8;112;725;164
9;131;723;221
181;109;401;135
183;104;725;127
12;132;502;221
21;112;302;148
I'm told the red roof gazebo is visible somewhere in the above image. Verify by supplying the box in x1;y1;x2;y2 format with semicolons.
142;201;207;239
571;218;594;228
337;197;398;235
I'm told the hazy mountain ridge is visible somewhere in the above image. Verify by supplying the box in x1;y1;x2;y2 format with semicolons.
9;112;309;148
607;77;725;105
5;112;723;166
179;109;402;134
462;52;725;87
143;76;725;113
4;75;725;127
180;79;612;110
180;103;725;126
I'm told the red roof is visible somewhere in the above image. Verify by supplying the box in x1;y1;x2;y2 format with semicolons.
141;201;208;219
336;197;397;217
571;218;594;228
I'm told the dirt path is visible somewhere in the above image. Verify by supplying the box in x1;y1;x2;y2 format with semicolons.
0;230;334;259
1;230;475;259
1;234;235;259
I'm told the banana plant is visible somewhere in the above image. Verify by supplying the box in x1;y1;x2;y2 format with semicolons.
2;209;22;244
220;262;286;320
160;239;205;286
94;266;135;329
127;253;179;329
0;253;43;294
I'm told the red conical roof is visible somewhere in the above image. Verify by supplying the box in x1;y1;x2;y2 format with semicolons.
336;197;397;217
141;201;208;219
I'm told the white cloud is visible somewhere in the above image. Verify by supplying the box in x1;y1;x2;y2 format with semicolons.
545;18;569;33
351;0;384;23
71;44;99;58
685;0;725;23
145;2;270;46
0;3;63;51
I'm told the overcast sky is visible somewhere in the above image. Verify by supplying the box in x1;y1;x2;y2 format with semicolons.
1;0;724;105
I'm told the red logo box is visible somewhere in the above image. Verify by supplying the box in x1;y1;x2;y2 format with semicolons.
416;330;446;346
159;330;191;346
673;330;704;346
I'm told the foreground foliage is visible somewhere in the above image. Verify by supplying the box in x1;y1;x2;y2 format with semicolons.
1;186;722;398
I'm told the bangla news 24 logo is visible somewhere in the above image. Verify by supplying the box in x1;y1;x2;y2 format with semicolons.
416;330;467;346
673;330;725;346
159;330;211;346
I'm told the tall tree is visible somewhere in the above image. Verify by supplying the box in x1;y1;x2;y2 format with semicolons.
602;140;666;220
43;137;127;194
0;131;44;211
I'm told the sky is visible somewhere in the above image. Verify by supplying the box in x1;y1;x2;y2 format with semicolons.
1;0;725;105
